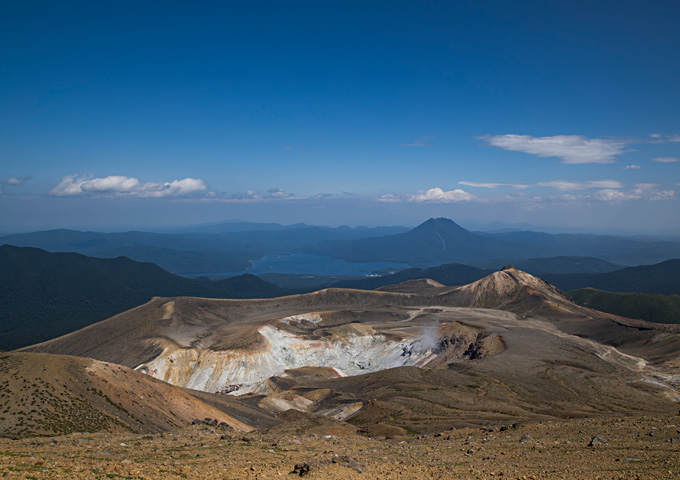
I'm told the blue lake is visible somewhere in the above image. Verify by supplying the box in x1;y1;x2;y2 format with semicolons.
186;253;412;277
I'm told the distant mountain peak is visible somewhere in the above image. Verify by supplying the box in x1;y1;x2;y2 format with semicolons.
420;217;464;227
412;217;469;233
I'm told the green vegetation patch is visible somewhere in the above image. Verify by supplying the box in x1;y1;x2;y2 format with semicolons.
569;288;680;324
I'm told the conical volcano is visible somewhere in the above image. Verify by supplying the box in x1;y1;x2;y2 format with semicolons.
315;218;543;264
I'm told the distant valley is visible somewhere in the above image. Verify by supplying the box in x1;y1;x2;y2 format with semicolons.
3;217;680;351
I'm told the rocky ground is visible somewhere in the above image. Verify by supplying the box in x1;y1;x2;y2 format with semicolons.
1;414;679;479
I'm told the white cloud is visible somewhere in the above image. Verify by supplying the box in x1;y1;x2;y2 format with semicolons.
399;136;435;147
228;190;264;200
227;188;298;201
651;157;680;163
633;183;675;201
591;184;674;202
265;188;292;199
377;187;475;203
649;133;662;139
406;187;475;203
591;189;642;202
50;175;207;198
481;134;628;164
648;190;676;200
376;194;401;203
495;183;675;207
623;164;641;169
4;176;31;185
670;135;680;143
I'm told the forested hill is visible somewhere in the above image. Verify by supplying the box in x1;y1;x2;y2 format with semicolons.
0;245;281;350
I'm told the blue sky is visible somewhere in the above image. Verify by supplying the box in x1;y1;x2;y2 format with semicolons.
1;1;679;234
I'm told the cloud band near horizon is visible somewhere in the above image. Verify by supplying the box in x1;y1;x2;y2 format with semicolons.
51;175;207;198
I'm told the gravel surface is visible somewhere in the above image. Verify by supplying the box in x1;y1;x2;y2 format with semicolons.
1;414;679;479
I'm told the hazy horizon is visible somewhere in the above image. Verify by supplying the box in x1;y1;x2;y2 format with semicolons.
2;213;680;239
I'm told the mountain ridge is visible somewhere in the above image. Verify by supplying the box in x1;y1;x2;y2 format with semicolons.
331;257;680;296
544;259;680;294
0;245;282;350
5;218;680;275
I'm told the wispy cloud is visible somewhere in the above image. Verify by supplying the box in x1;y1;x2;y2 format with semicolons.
459;181;530;189
591;184;675;202
376;194;401;203
651;157;680;163
225;188;299;201
648;133;680;144
399;136;435;147
623;164;641;169
499;185;675;209
590;189;642;202
378;187;475;203
460;179;623;191
3;176;31;186
631;183;674;201
50;175;207;198
536;179;623;190
180;186;352;203
481;134;628;164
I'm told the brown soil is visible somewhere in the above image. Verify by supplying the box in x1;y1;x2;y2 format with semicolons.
1;414;678;479
0;353;259;438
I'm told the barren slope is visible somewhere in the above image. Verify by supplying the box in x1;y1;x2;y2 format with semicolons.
0;352;276;438
17;268;680;435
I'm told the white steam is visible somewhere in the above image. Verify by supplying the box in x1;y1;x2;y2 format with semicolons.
417;316;441;353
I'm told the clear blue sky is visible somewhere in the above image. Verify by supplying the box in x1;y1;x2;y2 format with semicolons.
1;1;679;234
